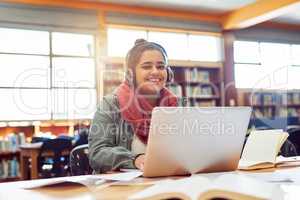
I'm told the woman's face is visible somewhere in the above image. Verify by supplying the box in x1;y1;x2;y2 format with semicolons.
135;50;168;95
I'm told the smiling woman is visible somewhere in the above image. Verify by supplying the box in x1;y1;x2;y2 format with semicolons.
88;39;181;173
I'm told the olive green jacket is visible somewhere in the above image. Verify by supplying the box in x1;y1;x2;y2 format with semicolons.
88;94;186;173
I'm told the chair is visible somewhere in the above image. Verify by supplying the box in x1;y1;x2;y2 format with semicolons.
31;136;50;143
38;138;73;178
73;128;89;147
281;127;300;156
69;144;92;175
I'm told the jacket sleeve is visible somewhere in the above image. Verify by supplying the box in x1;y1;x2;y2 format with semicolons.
88;97;136;173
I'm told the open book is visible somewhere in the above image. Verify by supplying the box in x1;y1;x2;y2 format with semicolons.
128;174;280;200
238;129;289;170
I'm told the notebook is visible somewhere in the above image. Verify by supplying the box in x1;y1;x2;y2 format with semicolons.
143;107;252;177
238;129;289;170
128;174;281;200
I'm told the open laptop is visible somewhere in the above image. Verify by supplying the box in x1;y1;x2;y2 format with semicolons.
143;107;252;177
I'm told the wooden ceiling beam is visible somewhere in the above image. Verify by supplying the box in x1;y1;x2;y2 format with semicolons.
1;0;221;23
222;0;300;30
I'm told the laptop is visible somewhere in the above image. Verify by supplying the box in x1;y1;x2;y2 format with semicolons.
143;107;252;177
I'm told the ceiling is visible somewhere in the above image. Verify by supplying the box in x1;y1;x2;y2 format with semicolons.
273;3;300;25
84;0;300;26
84;0;256;13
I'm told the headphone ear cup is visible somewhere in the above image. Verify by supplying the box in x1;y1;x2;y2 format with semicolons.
166;67;174;82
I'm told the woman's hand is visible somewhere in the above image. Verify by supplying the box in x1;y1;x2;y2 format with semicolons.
134;154;145;171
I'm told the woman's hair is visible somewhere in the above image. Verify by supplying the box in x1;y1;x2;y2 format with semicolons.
125;39;170;86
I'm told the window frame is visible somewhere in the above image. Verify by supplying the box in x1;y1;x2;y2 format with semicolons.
234;40;300;90
0;27;97;121
106;24;223;62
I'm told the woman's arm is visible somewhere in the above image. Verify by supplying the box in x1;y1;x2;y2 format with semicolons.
88;96;136;173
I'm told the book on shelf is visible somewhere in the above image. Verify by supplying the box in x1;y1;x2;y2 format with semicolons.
278;108;299;117
293;93;300;104
280;93;300;105
287;93;293;105
128;173;280;200
262;94;276;105
238;129;289;170
167;84;182;97
278;108;288;117
0;157;19;179
185;68;210;83
250;93;261;105
0;132;26;152
185;85;213;97
103;64;124;82
263;108;273;118
287;108;299;117
280;94;287;105
252;108;264;118
194;100;216;107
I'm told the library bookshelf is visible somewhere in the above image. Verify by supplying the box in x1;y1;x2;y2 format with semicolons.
241;90;300;119
102;57;224;107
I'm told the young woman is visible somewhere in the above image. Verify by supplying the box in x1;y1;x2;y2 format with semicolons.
88;39;182;173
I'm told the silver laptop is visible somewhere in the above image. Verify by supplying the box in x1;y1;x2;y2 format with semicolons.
143;107;252;177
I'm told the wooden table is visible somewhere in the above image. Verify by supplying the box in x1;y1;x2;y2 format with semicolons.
19;143;70;180
0;180;94;200
2;167;300;200
20;143;43;180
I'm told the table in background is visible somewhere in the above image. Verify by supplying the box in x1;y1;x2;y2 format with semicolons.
19;143;71;180
19;143;43;180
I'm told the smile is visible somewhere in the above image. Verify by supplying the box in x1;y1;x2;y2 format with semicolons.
146;77;161;83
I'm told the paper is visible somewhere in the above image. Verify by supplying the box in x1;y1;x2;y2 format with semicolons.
93;171;143;181
242;172;294;183
22;171;143;189
276;156;300;163
273;167;300;184
22;175;104;189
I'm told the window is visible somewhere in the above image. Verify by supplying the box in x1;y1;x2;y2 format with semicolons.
0;54;50;88
0;89;51;121
291;45;300;66
0;27;96;121
107;27;223;62
234;40;300;89
52;89;96;120
107;28;147;57
148;31;188;60
52;57;95;88
0;28;49;55
188;34;222;62
234;41;260;64
52;32;94;57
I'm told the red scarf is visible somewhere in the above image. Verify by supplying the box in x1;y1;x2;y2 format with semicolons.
116;82;178;144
